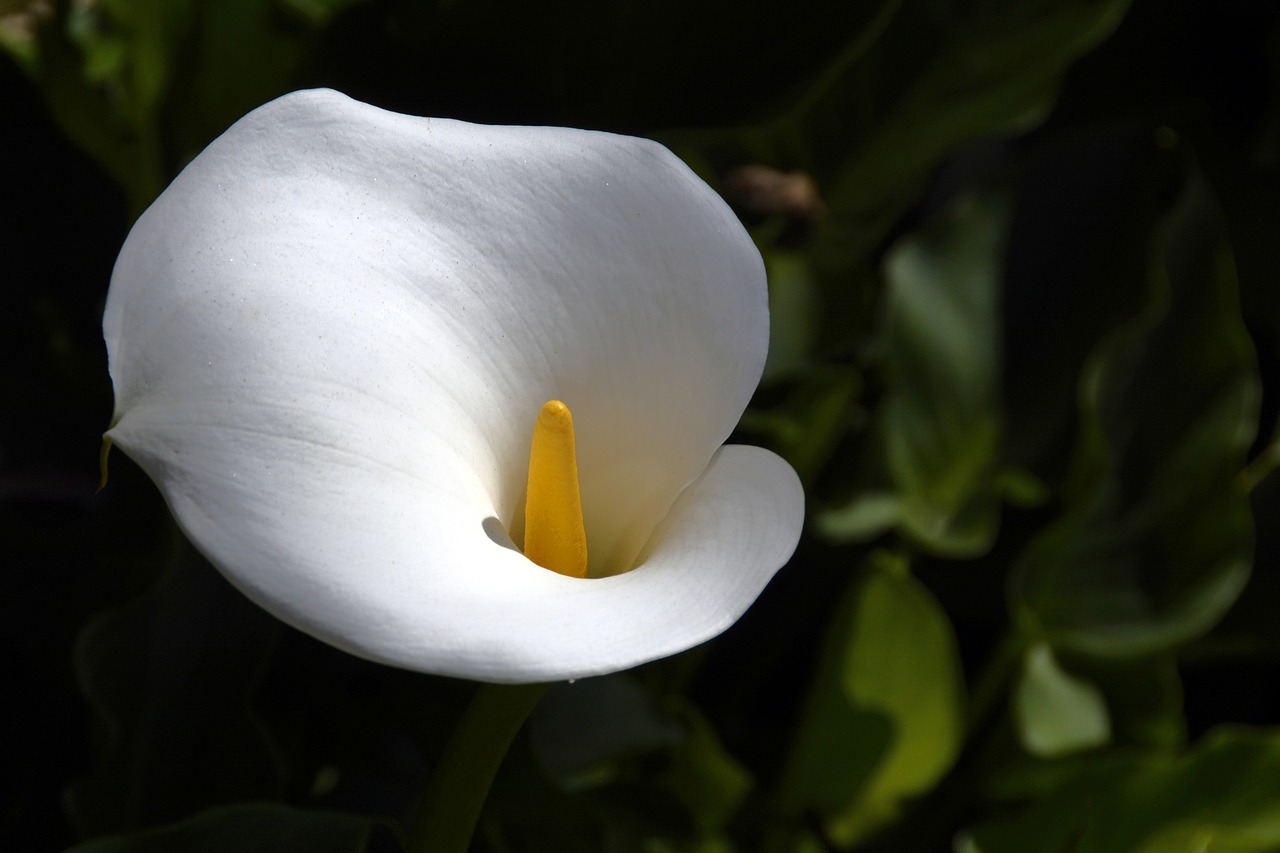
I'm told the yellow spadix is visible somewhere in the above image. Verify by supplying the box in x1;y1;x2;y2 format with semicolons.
523;400;588;578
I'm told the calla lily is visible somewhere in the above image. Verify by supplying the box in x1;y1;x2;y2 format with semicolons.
103;89;804;683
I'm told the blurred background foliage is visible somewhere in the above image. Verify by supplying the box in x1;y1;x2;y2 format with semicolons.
3;0;1280;850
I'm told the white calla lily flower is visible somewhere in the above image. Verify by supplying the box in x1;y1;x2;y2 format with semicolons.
103;89;804;683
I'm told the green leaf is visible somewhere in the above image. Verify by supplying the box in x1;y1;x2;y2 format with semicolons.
94;0;181;118
67;802;382;853
1010;173;1259;659
1084;655;1185;748
814;492;900;543
742;365;862;487
809;0;1135;267
666;0;1134;277
1013;643;1111;758
829;553;966;845
966;728;1280;853
760;249;820;384
782;552;965;848
529;676;684;791
882;195;1006;555
160;0;347;162
820;195;1010;556
66;538;285;837
29;1;170;212
780;559;898;818
781;679;891;820
528;677;751;839
999;127;1179;486
20;0;365;215
662;705;753;837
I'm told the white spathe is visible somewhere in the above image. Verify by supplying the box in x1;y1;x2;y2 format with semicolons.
103;89;804;683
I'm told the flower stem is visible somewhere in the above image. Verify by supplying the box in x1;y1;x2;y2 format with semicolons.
407;682;549;853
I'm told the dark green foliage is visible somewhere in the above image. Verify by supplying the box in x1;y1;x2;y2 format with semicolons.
66;802;385;853
5;0;1280;850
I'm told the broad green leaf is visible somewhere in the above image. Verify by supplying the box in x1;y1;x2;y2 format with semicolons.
780;679;892;821
814;491;900;543
820;196;1010;556
808;0;1134;268
999;126;1183;486
687;837;737;853
93;0;180;118
829;553;966;846
666;0;1134;274
279;0;369;25
791;831;829;853
666;2;1138;417
67;802;381;853
662;706;753;837
782;553;965;848
1209;470;1280;657
529;675;683;791
967;728;1280;853
779;560;899;819
1010;173;1259;659
66;539;284;837
27;1;173;211
528;677;750;839
880;196;1005;555
16;0;367;215
504;0;897;130
161;0;367;164
741;365;862;487
1084;655;1185;748
761;249;820;384
1013;643;1111;758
